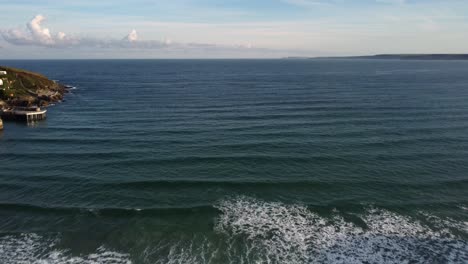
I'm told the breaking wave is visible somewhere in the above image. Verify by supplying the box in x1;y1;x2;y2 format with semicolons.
214;197;467;264
138;197;468;263
0;234;131;264
1;197;467;263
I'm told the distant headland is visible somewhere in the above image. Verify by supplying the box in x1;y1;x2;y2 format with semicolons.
0;66;67;109
285;54;468;60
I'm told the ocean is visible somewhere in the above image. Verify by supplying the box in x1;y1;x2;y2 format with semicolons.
0;59;467;263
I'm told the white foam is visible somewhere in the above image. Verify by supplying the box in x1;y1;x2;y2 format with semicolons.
0;234;131;264
1;198;467;264
215;197;468;264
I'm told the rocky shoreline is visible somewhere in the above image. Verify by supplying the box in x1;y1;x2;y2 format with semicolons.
0;66;68;109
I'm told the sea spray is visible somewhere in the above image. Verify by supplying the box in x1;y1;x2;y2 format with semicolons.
214;197;468;264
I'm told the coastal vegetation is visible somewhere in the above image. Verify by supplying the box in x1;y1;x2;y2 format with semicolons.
0;66;66;108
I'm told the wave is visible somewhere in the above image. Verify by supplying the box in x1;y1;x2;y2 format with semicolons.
0;202;217;217
94;179;468;197
212;197;468;264
11;177;468;190
0;234;130;264
1;197;466;263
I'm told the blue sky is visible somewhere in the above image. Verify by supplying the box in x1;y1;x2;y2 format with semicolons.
0;0;467;58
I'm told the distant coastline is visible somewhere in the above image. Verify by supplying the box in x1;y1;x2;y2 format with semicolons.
285;54;468;60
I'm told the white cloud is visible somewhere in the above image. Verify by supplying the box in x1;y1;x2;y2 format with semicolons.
2;14;78;47
124;29;138;42
57;31;67;41
163;38;172;45
0;15;190;49
0;15;265;55
27;15;53;45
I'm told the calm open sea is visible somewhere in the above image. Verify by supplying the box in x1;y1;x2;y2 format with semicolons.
0;59;467;263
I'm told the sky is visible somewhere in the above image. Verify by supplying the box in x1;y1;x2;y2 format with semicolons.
0;0;467;59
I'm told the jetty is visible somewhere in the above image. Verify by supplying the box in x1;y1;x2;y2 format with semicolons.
1;106;47;122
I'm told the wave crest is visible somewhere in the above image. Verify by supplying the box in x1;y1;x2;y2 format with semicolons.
0;234;131;264
215;197;468;264
1;197;467;263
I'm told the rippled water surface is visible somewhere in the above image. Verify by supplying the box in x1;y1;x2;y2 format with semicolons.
0;59;467;263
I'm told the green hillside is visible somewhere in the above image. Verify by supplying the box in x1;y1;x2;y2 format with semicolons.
0;66;66;108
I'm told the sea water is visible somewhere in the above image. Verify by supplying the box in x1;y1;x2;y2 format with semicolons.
0;59;467;263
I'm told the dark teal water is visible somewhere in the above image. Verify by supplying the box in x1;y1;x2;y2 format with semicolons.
0;59;467;263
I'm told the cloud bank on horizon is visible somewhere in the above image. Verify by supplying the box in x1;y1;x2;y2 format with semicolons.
1;15;253;52
0;0;467;58
2;15;77;47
